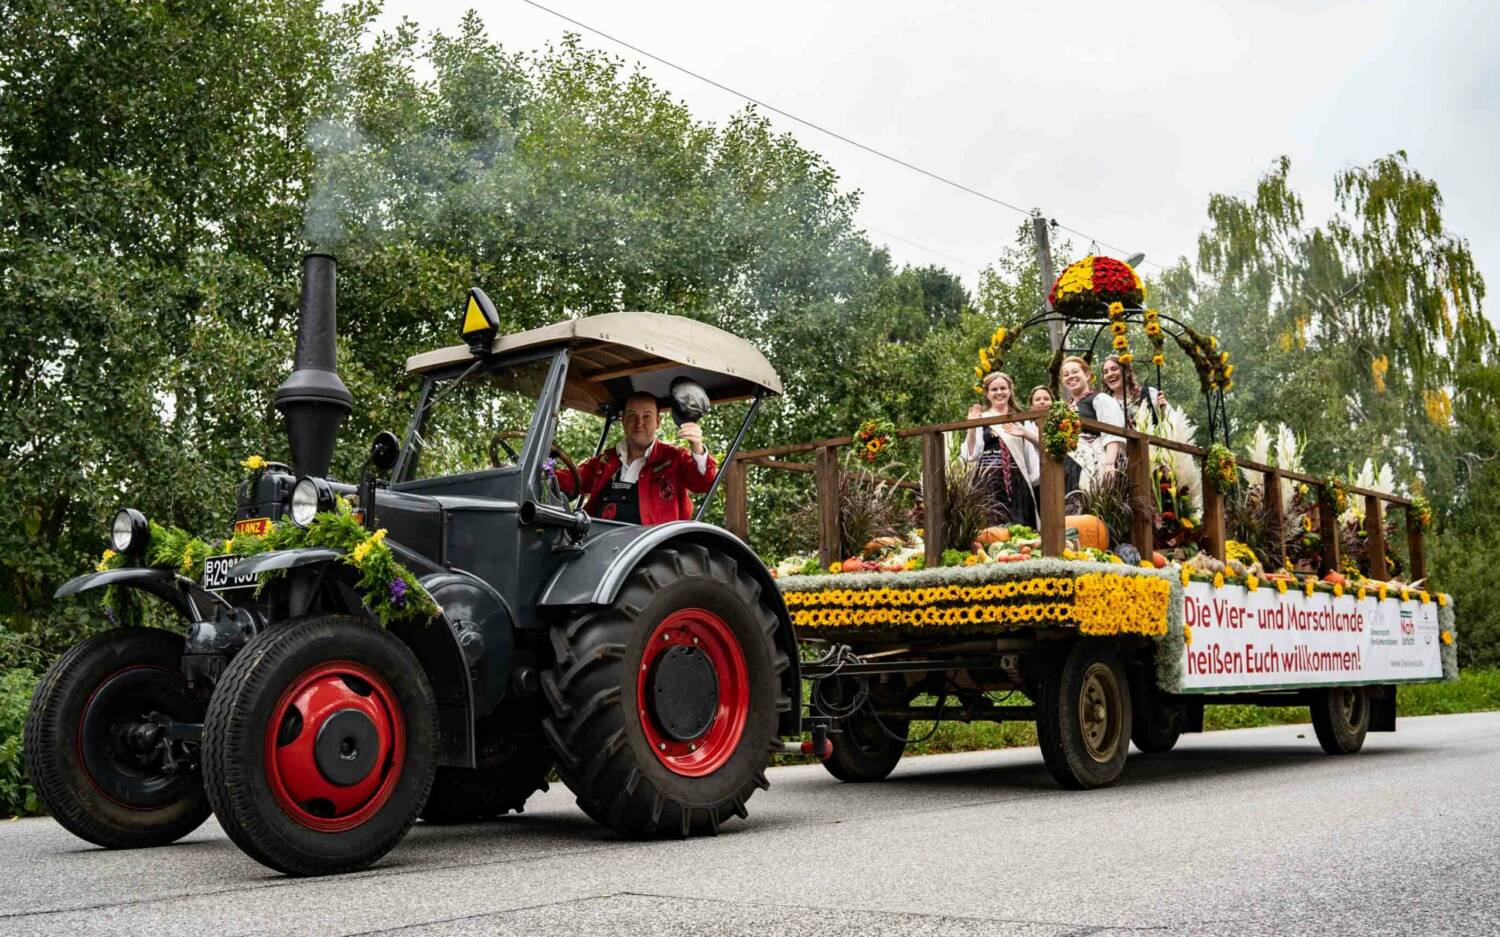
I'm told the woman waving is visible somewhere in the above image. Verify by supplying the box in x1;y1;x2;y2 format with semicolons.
962;371;1039;528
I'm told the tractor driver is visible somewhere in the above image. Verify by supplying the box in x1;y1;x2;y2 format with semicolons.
556;392;718;525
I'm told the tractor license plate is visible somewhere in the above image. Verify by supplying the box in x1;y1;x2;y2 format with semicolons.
203;554;257;592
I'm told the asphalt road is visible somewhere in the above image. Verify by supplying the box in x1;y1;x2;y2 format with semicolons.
3;712;1498;937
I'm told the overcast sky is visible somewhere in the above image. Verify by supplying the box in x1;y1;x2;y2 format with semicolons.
374;0;1498;319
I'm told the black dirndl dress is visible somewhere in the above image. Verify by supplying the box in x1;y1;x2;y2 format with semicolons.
977;429;1037;529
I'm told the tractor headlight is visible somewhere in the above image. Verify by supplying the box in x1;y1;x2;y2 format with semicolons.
111;508;149;555
289;477;334;528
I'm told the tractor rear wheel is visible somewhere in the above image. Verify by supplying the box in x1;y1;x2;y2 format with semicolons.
201;616;437;876
1036;640;1133;789
542;544;790;837
24;628;211;849
1310;685;1369;754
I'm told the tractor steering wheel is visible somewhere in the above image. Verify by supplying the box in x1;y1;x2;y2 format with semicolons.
489;430;584;509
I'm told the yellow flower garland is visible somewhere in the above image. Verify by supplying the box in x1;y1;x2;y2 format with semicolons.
784;572;1166;637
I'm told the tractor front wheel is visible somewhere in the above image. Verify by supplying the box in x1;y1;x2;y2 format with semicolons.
543;545;790;837
201;616;437;876
24;629;211;849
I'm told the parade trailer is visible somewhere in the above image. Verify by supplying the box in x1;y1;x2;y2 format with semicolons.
726;254;1456;788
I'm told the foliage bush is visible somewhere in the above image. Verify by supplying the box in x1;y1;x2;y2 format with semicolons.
1;668;39;818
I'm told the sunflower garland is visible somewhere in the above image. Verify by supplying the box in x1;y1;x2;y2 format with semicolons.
972;324;1022;392
1143;308;1167;368
783;562;1173;638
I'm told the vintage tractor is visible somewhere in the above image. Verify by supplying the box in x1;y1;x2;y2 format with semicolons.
27;255;804;875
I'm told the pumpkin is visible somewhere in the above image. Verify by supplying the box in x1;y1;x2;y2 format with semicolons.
1066;514;1109;551
976;526;1012;546
841;557;864;573
1323;571;1347;586
1151;551;1168;569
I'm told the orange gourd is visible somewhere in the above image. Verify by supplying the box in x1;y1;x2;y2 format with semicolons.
1066;514;1109;550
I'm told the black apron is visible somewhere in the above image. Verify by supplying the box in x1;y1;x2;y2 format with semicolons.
596;463;642;524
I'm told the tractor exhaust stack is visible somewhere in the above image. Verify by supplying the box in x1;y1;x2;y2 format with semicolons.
274;253;352;478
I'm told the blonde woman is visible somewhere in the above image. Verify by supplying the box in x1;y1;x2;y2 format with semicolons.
1058;355;1124;492
962;371;1039;527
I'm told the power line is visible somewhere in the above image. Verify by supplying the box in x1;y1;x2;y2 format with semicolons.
516;0;1167;271
860;225;984;271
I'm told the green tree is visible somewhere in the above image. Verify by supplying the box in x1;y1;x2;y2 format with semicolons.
0;0;371;652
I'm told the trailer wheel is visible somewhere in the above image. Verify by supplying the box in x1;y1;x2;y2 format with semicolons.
1130;703;1182;754
543;544;790;837
24;629;211;849
420;742;553;824
1037;641;1133;789
202;616;438;875
813;677;906;782
1310;686;1369;754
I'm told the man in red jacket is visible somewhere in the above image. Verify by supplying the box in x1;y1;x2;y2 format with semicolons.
557;392;718;525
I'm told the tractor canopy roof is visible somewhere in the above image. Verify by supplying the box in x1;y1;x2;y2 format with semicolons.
404;311;782;414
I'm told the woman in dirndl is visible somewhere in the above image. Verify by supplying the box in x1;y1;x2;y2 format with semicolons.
962;371;1039;528
1059;355;1125;494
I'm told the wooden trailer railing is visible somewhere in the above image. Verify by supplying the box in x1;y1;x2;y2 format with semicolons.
721;412;1425;582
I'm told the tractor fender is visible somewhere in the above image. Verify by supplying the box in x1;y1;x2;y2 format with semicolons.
420;571;515;718
538;521;801;737
54;566;225;622
225;547;344;577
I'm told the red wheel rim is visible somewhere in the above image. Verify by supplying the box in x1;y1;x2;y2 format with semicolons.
264;661;405;832
637;608;749;777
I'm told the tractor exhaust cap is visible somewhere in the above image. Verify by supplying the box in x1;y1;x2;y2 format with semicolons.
274;253;353;478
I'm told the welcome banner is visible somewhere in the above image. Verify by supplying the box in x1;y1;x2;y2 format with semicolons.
1180;581;1441;691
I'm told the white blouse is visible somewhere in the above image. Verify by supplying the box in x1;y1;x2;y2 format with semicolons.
1080;393;1126;450
961;414;1040;485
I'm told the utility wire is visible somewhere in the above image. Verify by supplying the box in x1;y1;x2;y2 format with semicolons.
518;0;1167;271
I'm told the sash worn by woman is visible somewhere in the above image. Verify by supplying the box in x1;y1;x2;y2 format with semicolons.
962;371;1039;528
1058;356;1124;493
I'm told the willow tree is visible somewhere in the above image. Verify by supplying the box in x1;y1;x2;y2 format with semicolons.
1155;154;1493;507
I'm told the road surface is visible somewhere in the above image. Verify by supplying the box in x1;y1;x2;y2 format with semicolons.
3;712;1498;936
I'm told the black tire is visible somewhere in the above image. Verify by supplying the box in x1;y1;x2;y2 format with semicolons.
1130;701;1183;754
1310;686;1369;754
814;677;907;783
24;628;211;849
419;742;553;824
542;544;791;837
823;709;907;783
1129;674;1183;754
1036;640;1133;789
201;616;438;876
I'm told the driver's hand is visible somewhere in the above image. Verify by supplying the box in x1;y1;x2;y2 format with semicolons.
678;422;706;455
